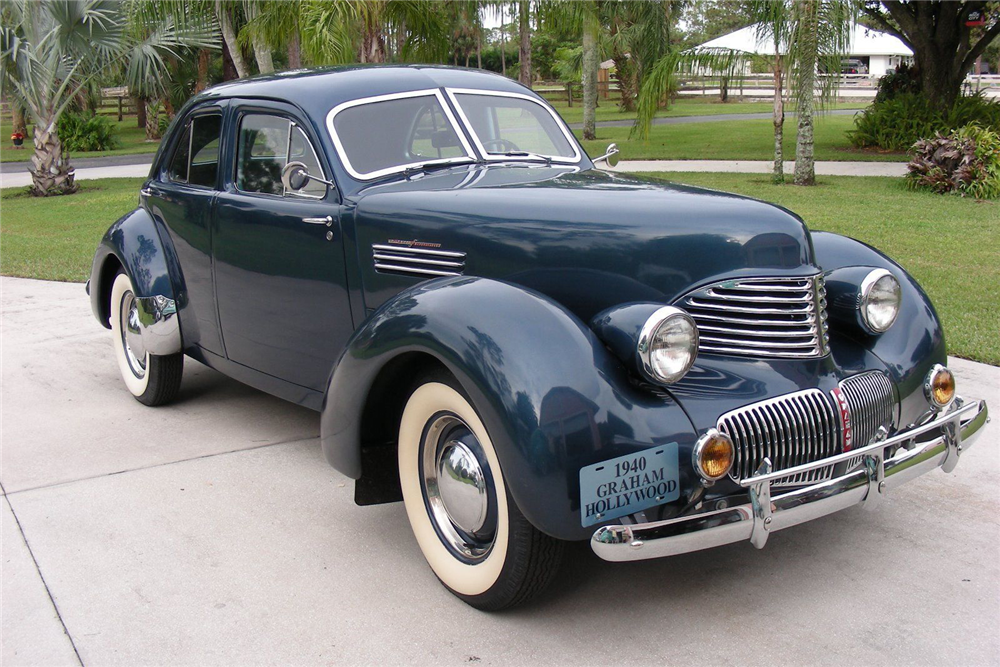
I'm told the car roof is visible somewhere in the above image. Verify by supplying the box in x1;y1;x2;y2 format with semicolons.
190;65;538;119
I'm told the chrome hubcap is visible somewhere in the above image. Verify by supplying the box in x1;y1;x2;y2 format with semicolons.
421;413;496;561
120;292;147;378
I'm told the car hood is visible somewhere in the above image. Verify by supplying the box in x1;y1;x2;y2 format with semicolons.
351;166;818;319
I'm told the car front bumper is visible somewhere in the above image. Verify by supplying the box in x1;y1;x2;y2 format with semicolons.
591;397;990;561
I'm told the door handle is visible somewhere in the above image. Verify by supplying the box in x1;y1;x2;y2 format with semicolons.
303;215;333;226
140;187;153;197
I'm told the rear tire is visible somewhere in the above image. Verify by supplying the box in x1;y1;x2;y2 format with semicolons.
109;271;183;406
398;372;564;610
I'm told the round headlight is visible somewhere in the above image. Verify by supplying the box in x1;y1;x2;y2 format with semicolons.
860;269;901;333
637;307;698;384
924;364;956;409
693;429;734;482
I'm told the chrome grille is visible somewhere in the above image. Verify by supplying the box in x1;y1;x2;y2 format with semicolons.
718;388;840;487
680;275;830;359
839;371;895;469
372;244;466;278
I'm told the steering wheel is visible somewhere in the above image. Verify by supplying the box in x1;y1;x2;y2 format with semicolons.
482;138;520;154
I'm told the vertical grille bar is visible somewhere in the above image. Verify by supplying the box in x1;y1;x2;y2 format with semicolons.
839;371;895;470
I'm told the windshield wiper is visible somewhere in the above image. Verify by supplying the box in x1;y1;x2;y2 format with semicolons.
402;158;476;178
492;151;552;165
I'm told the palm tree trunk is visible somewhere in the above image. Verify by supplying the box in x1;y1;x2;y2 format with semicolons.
288;30;302;69
12;105;27;138
252;35;274;74
773;51;784;184
29;122;76;196
477;26;482;68
134;96;146;130
217;1;249;78
793;0;818;186
581;9;599;141
145;99;160;140
196;49;210;92
500;12;506;76
518;0;531;87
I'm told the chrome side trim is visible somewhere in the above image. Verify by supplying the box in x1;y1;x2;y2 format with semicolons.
134;294;181;356
372;244;467;278
592;398;988;561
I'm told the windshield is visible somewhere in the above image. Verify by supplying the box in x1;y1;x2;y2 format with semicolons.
448;90;579;162
328;90;475;180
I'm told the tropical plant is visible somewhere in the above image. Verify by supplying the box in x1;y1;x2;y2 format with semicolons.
850;91;1000;151
57;110;119;151
746;0;791;183
907;123;1000;199
0;0;216;195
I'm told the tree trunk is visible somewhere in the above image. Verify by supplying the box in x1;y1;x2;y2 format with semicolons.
29;123;76;196
361;22;387;63
287;30;302;69
145;98;161;141
134;96;146;130
12;105;27;139
222;41;238;81
252;35;274;74
793;0;818;186
914;46;965;113
772;51;784;184
477;28;482;69
518;0;531;87
581;9;599;141
196;49;210;92
217;1;249;78
500;14;506;76
614;55;636;112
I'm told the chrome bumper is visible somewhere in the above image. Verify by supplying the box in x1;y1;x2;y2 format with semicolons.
591;398;990;562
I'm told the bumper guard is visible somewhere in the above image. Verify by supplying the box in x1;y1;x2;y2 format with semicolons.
591;397;989;561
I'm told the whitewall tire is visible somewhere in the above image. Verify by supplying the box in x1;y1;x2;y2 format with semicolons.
398;374;563;610
109;271;183;406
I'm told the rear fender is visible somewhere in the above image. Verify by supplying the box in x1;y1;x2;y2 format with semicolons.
321;276;698;541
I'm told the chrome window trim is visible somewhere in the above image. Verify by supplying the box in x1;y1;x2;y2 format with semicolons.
166;112;224;190
234;112;328;200
444;87;582;164
326;89;476;181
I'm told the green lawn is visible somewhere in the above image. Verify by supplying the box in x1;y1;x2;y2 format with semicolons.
577;114;906;162
2;174;995;364
0;118;159;163
548;97;868;125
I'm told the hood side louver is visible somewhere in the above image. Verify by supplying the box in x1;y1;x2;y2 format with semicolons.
372;244;466;278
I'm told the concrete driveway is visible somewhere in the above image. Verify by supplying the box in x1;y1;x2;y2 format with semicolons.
2;276;998;666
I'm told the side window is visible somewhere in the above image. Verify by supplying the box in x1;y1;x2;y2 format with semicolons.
237;113;326;198
167;113;221;187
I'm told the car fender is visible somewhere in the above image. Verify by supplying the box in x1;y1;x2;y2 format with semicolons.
89;207;185;355
812;231;946;425
321;276;698;541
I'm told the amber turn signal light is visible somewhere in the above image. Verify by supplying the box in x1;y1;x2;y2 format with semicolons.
925;364;956;409
693;429;735;482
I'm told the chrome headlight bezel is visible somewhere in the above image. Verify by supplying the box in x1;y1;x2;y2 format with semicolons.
636;306;699;385
859;268;901;334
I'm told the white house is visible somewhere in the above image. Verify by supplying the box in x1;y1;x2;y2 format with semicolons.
695;24;913;77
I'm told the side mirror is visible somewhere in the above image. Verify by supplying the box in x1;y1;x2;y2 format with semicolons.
593;143;620;168
281;161;312;191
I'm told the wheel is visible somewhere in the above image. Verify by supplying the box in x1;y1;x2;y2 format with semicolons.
398;373;564;610
109;271;183;406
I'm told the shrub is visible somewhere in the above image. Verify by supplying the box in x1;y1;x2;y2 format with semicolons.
906;123;1000;199
873;63;921;104
57;111;119;152
849;92;1000;152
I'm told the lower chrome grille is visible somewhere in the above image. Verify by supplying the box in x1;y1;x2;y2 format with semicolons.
718;388;840;487
839;371;895;469
372;244;466;278
680;275;830;359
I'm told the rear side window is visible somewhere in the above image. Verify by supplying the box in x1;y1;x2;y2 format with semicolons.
167;114;222;187
236;113;326;197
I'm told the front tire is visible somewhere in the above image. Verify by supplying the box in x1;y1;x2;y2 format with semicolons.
398;374;564;610
109;271;183;406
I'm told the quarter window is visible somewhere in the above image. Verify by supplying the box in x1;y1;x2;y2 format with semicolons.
237;113;326;197
167;114;222;187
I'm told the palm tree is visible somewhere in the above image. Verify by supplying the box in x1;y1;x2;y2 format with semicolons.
746;0;792;183
1;0;216;196
603;1;675;113
517;0;531;86
216;0;249;77
240;0;304;70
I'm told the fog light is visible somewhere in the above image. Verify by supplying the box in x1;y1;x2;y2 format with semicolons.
693;429;734;482
924;364;956;409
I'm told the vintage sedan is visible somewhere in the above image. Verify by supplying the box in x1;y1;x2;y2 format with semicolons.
88;66;989;610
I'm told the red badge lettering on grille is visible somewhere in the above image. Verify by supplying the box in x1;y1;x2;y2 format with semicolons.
831;387;853;452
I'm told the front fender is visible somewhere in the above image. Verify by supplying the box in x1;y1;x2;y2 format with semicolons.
321;277;698;541
812;231;946;426
89;207;184;354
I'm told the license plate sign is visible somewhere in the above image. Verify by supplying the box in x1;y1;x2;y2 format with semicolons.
579;443;680;527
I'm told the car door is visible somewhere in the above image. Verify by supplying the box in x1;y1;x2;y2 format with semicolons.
143;104;227;355
213;102;354;391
